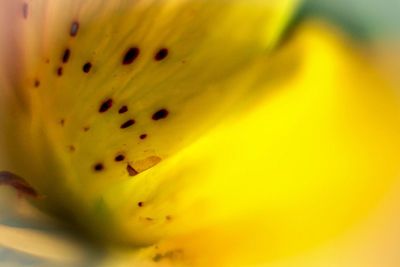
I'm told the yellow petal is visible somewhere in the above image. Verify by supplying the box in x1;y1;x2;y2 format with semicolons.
3;1;399;266
100;21;400;266
0;0;298;242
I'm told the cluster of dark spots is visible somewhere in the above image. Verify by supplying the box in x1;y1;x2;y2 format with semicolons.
22;3;28;19
99;98;113;113
70;21;79;37
114;155;125;162
155;48;168;61
122;47;139;65
127;164;138;176
62;49;70;63
57;67;63;76
34;79;40;88
82;62;92;73
94;163;104;171
118;105;128;114
60;119;65;126
139;134;147;140
83;126;90;132
121;119;135;129
138;202;144;207
152;109;168;120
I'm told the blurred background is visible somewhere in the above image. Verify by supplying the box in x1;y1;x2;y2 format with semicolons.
301;0;400;41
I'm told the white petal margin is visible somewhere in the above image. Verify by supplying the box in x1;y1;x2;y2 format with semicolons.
0;187;92;265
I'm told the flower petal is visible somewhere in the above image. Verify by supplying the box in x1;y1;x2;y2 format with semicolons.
99;21;400;265
0;0;299;237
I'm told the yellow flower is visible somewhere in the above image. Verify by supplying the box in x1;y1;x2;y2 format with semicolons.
0;0;399;266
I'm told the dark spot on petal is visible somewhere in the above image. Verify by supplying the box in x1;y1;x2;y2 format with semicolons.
69;145;76;152
166;215;172;221
45;59;50;64
152;109;168;120
118;105;128;114
155;48;168;61
70;21;79;37
22;3;28;19
138;202;143;207
122;47;139;65
127;164;138;176
34;79;40;87
57;67;63;76
153;254;163;262
60;119;65;126
99;98;113;113
62;49;70;63
83;126;90;132
121;119;135;129
153;250;183;262
146;217;153;221
83;62;92;73
140;134;147;139
115;155;125;162
94;163;104;171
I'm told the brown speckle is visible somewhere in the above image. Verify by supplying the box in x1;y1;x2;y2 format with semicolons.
122;47;139;65
127;164;138;176
99;98;113;113
138;202;143;207
83;62;92;73
70;21;79;36
62;49;70;63
34;80;40;87
115;155;125;162
155;48;168;61
118;105;128;114
152;109;168;120
69;145;76;152
140;134;147;140
57;67;63;76
22;3;28;19
94;163;104;171
83;126;90;132
121;119;135;129
153;254;163;262
60;119;65;126
153;250;183;262
166;215;172;221
145;217;153;221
